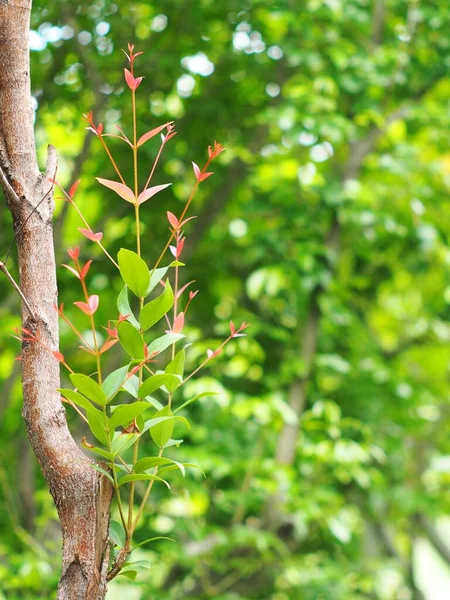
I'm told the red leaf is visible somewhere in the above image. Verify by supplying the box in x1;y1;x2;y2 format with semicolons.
124;68;135;89
96;178;136;204
69;179;81;199
74;294;99;316
134;76;144;89
80;260;92;279
62;264;81;279
137;122;172;147
100;338;119;354
68;247;80;260
189;290;199;300
176;237;185;258
167;211;179;229
78;228;103;243
230;321;236;336
137;183;172;205
172;312;185;334
176;280;195;300
52;351;65;363
199;172;214;182
179;216;197;228
97;123;104;136
192;162;201;181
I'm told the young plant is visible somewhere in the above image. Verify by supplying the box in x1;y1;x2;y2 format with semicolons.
17;44;248;582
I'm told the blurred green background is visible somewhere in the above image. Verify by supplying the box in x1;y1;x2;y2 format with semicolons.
0;1;449;598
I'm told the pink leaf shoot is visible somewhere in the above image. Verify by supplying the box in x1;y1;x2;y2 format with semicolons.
67;247;80;261
172;312;185;334
137;122;173;147
74;295;99;316
78;228;103;243
80;260;92;280
52;351;65;363
69;179;81;200
192;162;201;180
96;178;136;204
208;141;225;159
167;211;179;229
124;68;144;91
62;264;80;279
137;183;172;205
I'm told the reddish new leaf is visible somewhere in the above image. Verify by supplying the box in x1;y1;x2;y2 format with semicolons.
100;338;119;354
62;264;81;279
69;179;81;199
80;260;92;280
192;162;201;181
96;178;136;204
68;247;80;260
52;351;65;363
74;294;99;316
78;228;103;243
167;211;179;229
137;183;172;205
172;312;185;334
137;122;172;147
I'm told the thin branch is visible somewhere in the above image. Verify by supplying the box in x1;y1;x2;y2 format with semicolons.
0;260;36;319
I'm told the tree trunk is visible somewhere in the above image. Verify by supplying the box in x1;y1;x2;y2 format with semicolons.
0;2;112;598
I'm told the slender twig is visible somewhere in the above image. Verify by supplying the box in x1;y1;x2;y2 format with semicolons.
0;261;36;319
4;176;56;266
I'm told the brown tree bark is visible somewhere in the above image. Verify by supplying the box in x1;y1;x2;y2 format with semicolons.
0;2;112;598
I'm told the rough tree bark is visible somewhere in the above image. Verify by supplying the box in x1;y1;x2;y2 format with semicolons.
0;2;112;598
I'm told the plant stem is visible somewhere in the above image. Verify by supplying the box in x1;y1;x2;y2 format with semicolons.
131;446;164;532
150;155;213;275
126;80;143;543
98;135;127;186
70;199;119;269
0;261;36;319
80;275;102;384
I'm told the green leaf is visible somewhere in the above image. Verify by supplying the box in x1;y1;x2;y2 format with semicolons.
140;280;174;331
119;570;137;580
81;442;113;461
163;438;184;448
149;406;173;447
118;473;170;488
174;392;217;414
109;520;125;548
109;402;151;430
111;432;139;455
134;456;185;476
138;373;181;398
69;373;108;407
122;559;151;570
147;333;184;356
90;463;114;484
59;388;94;411
166;349;185;378
145;396;164;411
102;366;129;400
122;374;139;398
147;266;170;295
117;285;140;329
118;321;145;359
118;248;150;298
132;536;175;550
86;406;109;445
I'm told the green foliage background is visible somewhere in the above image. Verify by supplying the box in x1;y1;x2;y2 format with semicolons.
0;0;449;598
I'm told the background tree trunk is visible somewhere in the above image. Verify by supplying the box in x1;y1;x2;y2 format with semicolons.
0;2;112;598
